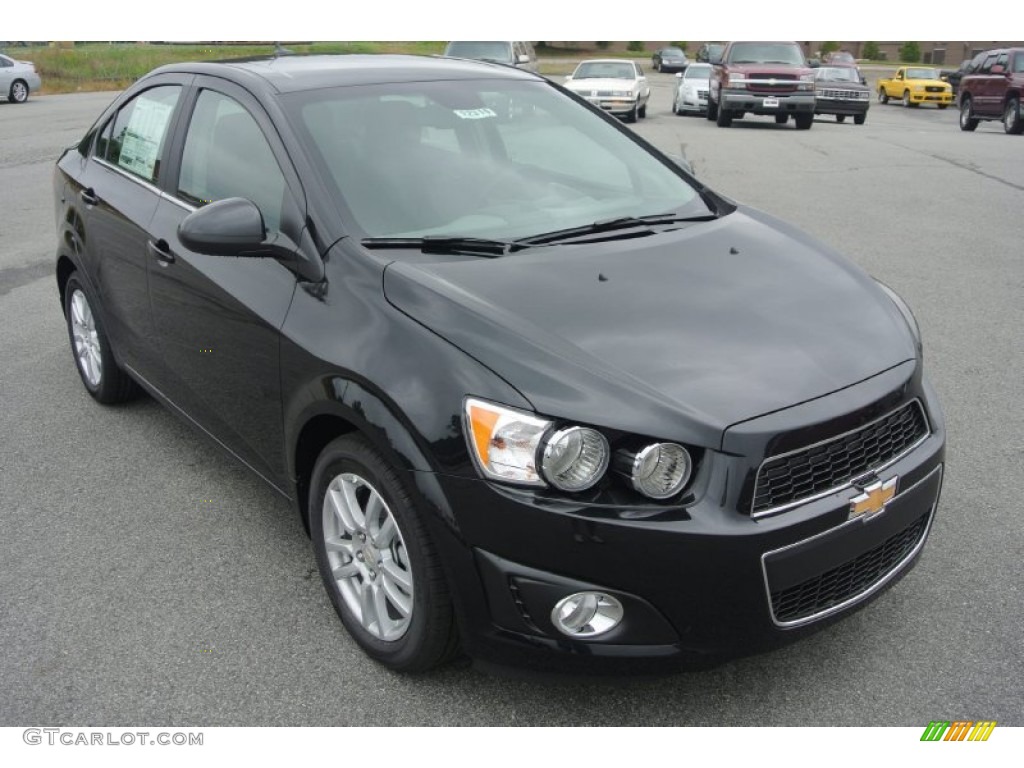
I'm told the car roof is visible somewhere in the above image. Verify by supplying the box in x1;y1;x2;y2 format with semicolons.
576;59;637;65
146;54;539;94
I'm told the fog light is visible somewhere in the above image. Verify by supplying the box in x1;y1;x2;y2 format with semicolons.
540;426;609;492
551;592;623;638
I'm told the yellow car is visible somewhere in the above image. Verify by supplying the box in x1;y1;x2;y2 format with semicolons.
877;67;953;108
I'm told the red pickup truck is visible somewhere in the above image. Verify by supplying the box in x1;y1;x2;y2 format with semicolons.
958;47;1024;134
708;41;817;129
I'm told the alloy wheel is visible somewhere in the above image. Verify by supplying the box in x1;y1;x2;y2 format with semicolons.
322;472;414;641
11;81;28;103
70;289;102;387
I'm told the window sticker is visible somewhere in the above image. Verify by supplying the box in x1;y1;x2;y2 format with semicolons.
453;108;497;120
118;97;174;180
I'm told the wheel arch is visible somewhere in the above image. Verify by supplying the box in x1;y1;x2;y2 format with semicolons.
56;254;77;314
288;379;455;536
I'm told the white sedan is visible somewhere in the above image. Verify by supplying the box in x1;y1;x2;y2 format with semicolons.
672;63;712;115
0;53;42;103
563;59;651;122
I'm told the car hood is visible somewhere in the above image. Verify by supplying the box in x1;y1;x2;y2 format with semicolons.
381;207;917;447
904;77;949;87
565;78;638;92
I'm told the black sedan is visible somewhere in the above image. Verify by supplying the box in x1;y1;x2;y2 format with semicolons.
651;47;689;73
54;54;944;672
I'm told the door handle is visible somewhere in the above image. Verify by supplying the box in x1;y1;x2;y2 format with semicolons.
80;188;100;206
147;239;175;265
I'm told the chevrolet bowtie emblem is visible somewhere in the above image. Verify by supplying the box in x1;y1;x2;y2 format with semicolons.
850;477;898;519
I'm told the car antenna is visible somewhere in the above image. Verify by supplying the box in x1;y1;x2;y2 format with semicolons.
273;42;294;58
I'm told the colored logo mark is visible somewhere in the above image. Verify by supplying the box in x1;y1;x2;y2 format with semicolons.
920;721;997;741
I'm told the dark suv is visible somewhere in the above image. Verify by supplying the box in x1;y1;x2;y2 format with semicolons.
958;48;1024;134
708;41;816;129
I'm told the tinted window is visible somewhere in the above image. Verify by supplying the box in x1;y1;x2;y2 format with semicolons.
683;64;712;80
995;52;1008;69
178;90;287;232
1014;53;1024;73
96;86;181;183
0;55;12;68
980;54;998;73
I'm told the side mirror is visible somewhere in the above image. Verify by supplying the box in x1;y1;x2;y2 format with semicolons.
675;72;683;78
178;198;295;259
564;75;573;83
861;76;867;85
991;64;1005;75
517;54;530;65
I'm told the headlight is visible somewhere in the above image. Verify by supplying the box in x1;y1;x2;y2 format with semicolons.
465;398;549;485
464;398;610;491
541;426;609;492
726;73;746;86
614;443;693;499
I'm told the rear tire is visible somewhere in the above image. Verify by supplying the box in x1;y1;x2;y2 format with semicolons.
309;434;459;672
1003;96;1023;135
63;274;139;404
878;88;889;104
9;79;29;104
959;96;979;131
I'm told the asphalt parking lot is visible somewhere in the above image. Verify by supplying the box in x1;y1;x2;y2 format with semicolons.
1;73;1022;726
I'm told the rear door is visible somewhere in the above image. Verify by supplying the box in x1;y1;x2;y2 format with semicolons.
144;77;305;487
71;78;188;377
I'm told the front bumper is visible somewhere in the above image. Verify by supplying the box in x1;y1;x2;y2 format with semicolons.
582;97;639;115
676;90;709;112
428;368;945;669
815;97;870;116
721;89;815;114
909;91;953;105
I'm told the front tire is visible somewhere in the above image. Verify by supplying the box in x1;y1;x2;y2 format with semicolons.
625;104;638;123
903;90;912;108
9;79;29;104
1003;96;1023;135
707;97;718;120
775;113;788;124
794;112;813;130
854;113;866;125
959;96;979;131
878;88;889;104
310;434;458;671
638;102;647;119
836;114;846;123
63;274;138;404
716;105;732;127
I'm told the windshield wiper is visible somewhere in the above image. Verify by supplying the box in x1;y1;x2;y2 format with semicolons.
361;235;527;257
518;212;720;246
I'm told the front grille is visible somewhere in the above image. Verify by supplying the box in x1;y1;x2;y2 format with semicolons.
697;89;709;99
819;88;868;100
752;401;929;515
770;513;928;623
925;86;945;93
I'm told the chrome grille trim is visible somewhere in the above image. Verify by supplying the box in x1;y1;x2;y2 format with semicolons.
750;399;930;518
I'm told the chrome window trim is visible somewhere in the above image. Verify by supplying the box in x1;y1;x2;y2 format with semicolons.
761;463;942;629
751;398;931;519
93;157;196;212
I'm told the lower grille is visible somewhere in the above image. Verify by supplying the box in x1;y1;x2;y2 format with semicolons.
770;513;929;623
925;86;945;93
752;400;929;515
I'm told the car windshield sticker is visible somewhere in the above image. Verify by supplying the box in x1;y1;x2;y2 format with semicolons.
117;97;174;179
453;108;497;120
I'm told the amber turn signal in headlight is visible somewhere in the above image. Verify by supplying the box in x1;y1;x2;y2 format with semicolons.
464;398;550;486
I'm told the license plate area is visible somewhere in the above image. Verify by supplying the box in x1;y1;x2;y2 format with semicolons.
763;97;780;108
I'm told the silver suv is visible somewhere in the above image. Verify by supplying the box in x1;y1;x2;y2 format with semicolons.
443;41;538;73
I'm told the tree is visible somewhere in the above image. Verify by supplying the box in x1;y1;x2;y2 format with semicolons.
672;42;687;51
899;42;921;63
627;41;644;52
862;41;880;60
821;41;839;55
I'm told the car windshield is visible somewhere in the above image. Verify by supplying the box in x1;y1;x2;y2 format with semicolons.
281;80;708;240
662;48;685;57
683;64;712;79
906;67;940;79
728;42;805;65
445;42;513;64
816;67;859;82
572;62;636;80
